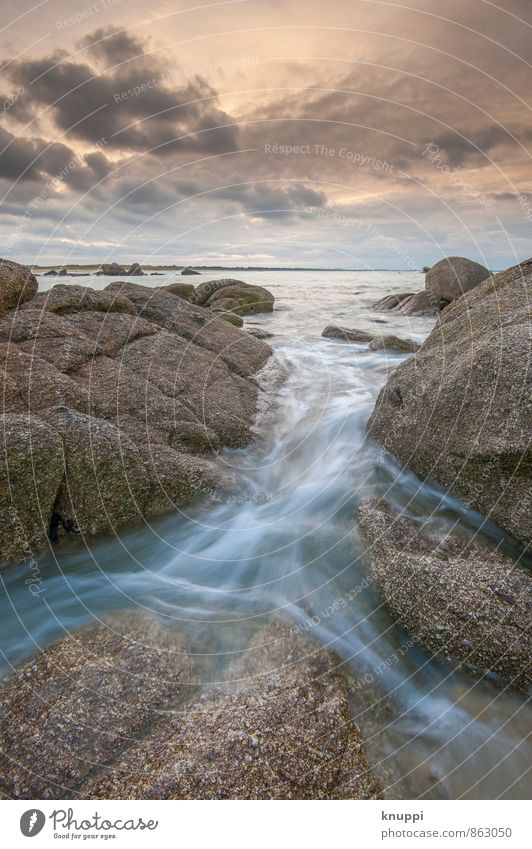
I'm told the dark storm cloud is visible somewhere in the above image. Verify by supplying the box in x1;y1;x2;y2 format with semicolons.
0;126;75;181
5;27;238;155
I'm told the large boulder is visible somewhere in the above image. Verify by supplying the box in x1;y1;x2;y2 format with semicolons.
127;262;144;276
0;270;272;562
82;622;382;800
0;614;191;799
321;325;373;343
367;258;532;545
160;281;195;301
0;259;38;315
358;499;532;689
368;334;419;353
181;267;200;275
425;256;490;302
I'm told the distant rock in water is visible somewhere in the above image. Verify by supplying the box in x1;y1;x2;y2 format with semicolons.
127;262;144;276
0;617;381;799
181;267;200;275
0;258;38;316
426;256;490;301
96;262;127;276
0;262;272;563
43;268;58;276
58;267;68;276
358;499;532;690
321;325;373;343
367;257;532;546
372;256;491;316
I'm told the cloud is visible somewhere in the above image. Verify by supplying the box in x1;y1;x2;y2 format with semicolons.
5;27;238;155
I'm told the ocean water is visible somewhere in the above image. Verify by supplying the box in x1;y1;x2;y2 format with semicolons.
1;270;530;799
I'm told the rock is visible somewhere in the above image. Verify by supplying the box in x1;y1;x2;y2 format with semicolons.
205;284;274;316
373;292;416;311
0;415;64;561
422;266;431;273
0;259;38;316
127;262;144;276
368;335;420;353
358;499;532;689
96;262;127;276
367;258;532;545
193;278;274;312
22;284;137;317
42;408;151;537
160;282;195;301
247;327;274;340
0;269;272;561
394;291;441;315
0;613;191;799
83;621;382;800
425;256;490;302
211;308;244;327
373;290;440;316
58;268;68;276
43;269;58;276
321;325;373;343
181;267;200;275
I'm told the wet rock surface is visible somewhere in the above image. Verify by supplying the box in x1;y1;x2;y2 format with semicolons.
426;256;490;301
372;255;491;316
0;613;191;799
0;617;381;800
82;621;382;800
367;258;532;546
0;264;272;562
322;325;373;343
357;499;532;690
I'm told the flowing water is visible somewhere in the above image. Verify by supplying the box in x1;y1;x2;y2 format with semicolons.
1;270;530;799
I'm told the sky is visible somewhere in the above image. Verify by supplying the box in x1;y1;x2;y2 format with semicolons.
0;0;531;268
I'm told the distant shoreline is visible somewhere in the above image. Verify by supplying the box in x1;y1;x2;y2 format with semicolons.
30;265;427;273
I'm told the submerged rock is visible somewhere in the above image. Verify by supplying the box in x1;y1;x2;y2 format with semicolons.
358;499;532;690
96;262;127;276
0;259;38;316
321;325;373;343
0;414;64;561
367;258;532;545
0;613;191;799
425;256;490;302
368;335;420;353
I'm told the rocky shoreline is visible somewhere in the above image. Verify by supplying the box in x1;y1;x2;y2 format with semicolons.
360;257;532;690
0;253;530;799
0;261;274;563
